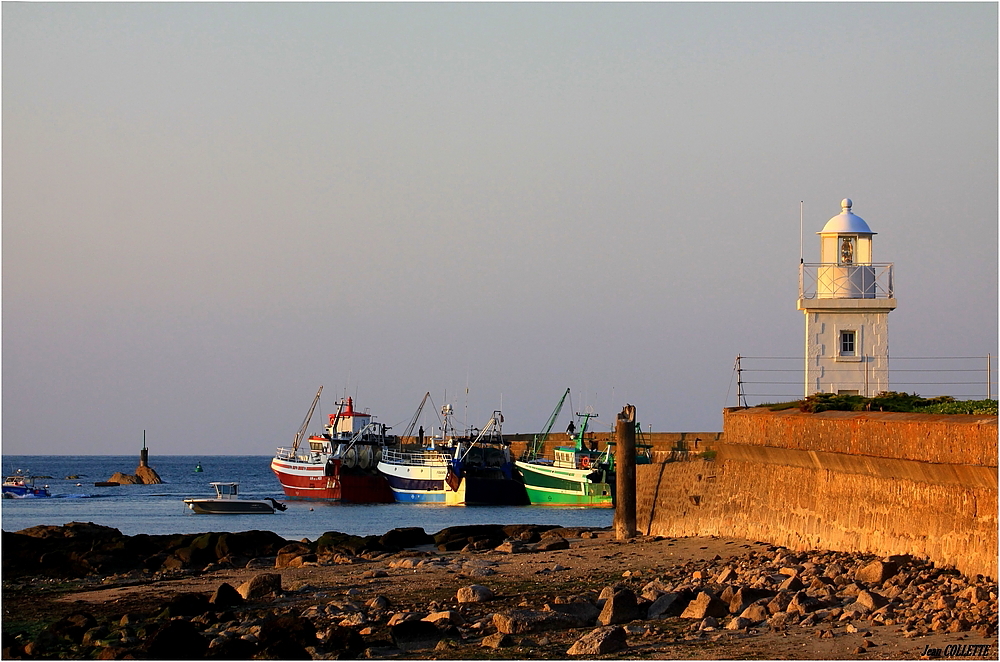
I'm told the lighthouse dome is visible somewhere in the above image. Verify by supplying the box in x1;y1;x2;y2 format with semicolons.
819;198;875;234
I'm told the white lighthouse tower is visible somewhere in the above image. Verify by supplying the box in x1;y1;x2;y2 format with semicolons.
797;199;896;396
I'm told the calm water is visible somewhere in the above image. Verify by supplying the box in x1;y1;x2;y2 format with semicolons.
1;455;611;541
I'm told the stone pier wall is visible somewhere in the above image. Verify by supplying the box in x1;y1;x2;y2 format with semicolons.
636;408;998;580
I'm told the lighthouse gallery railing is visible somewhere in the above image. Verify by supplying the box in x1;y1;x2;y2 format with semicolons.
799;262;894;300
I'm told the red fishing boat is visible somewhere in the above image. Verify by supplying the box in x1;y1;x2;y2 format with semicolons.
270;387;396;502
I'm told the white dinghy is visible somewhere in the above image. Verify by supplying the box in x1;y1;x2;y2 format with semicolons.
183;482;287;514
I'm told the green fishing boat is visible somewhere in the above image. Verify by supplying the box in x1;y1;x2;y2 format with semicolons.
515;390;651;507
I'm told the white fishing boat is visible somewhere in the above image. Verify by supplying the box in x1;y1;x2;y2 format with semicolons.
183;482;286;514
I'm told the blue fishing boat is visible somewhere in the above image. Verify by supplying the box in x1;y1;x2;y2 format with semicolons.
2;470;51;498
377;404;528;506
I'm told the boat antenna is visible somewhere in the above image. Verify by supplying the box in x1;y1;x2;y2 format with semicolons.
799;200;804;265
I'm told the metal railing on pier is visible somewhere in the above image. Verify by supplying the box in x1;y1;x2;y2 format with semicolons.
730;354;997;406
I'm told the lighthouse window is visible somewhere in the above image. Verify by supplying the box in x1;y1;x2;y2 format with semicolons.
840;330;856;356
840;237;855;264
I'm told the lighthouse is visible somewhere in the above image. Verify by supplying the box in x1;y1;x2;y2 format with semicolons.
797;199;896;397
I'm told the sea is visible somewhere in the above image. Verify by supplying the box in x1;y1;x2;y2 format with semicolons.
0;455;612;541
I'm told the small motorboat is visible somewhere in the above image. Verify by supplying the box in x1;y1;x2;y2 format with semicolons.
183;482;287;514
2;471;51;498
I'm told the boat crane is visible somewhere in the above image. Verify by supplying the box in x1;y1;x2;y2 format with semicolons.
291;386;323;453
523;387;570;461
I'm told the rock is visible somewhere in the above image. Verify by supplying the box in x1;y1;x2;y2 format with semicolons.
318;625;365;656
238;572;282;600
275;542;313;568
739;603;770;623
534;536;570;552
726;617;752;630
495;540;528;554
47;611;98;643
855;589;890;611
493;609;586;634
109;472;141;485
544;601;600;626
854;560;898;585
640;579;671;601
134;465;163;484
680;591;730;619
160;591;211;617
786;591;822;615
457;585;495;603
481;632;515;648
368;595;392;610
142;620;209;659
423;610;464;626
715;566;738;584
780;576;805;591
379;527;433;549
729;587;775;614
567;626;628;656
386;612;424;626
257;614;318;658
598;588;644;625
647;592;682;619
390;620;442;651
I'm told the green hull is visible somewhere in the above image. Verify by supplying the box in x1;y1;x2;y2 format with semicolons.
514;461;613;507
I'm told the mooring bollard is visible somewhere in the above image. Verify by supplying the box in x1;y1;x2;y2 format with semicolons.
614;403;637;540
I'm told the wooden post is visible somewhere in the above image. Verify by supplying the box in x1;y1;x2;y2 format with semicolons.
614;404;637;540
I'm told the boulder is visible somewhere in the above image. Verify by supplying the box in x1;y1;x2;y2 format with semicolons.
208;582;244;609
457;585;495;603
598;588;644;625
854;560;898;585
257;614;317;658
380;527;433;549
160;592;211;617
493;609;585;634
390;620;442;651
47;612;97;644
647;593;681;619
143;620;209;659
238;573;282;600
854;589;890;611
422;611;465;626
134;465;163;484
729;586;776;614
276;542;313;568
567;626;627;656
481;632;515;648
680;591;730;619
495;540;528;554
543;601;600;626
534;536;570;552
739;603;770;623
317;625;365;656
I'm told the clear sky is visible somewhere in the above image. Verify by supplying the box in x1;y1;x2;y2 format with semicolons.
4;3;997;455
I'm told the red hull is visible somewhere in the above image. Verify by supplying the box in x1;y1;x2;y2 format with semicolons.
270;458;393;503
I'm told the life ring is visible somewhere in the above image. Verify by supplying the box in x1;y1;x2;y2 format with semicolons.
580;456;591;469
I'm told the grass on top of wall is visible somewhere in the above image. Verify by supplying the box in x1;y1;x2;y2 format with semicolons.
758;392;998;416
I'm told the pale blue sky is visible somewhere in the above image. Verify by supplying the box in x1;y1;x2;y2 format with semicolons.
4;3;997;455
